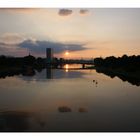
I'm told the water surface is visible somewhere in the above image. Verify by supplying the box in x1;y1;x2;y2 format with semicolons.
0;64;140;132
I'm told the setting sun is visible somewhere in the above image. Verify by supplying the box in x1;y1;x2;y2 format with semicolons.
65;51;69;56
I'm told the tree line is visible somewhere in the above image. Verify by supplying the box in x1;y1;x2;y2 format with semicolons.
94;55;140;72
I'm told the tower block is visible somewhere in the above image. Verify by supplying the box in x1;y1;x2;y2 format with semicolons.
46;48;53;64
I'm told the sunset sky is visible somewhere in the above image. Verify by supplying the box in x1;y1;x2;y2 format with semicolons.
0;8;140;58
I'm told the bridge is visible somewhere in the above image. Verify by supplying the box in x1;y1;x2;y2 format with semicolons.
62;59;94;64
46;48;94;68
46;59;94;69
61;59;94;68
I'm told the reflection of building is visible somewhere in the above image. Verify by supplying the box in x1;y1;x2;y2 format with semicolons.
46;48;53;63
46;68;53;79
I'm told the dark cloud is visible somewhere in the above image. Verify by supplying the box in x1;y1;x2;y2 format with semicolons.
19;40;87;54
58;9;73;16
79;9;89;15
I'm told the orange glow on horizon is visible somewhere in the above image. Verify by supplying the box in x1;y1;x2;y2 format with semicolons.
65;51;70;56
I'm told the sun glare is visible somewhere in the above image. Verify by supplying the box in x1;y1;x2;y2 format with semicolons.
65;64;69;72
65;51;69;56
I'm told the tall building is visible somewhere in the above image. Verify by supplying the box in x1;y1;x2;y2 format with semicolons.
46;48;53;63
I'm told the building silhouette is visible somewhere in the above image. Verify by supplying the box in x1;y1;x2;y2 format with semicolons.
46;48;53;63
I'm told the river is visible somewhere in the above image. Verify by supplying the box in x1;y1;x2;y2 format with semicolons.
0;64;140;132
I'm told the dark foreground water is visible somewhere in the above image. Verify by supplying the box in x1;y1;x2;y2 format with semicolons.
0;64;140;132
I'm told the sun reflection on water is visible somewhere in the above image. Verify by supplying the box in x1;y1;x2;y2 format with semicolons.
65;64;69;72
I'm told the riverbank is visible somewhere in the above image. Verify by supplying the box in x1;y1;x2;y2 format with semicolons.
94;66;140;86
0;66;36;78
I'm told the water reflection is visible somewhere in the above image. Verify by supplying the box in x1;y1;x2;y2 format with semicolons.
78;108;88;113
0;111;31;132
58;106;88;113
0;64;139;86
18;64;85;81
65;64;69;72
96;68;140;86
46;68;53;79
58;106;72;113
0;64;140;132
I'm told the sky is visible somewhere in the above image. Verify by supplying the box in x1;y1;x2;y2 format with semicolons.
0;8;140;59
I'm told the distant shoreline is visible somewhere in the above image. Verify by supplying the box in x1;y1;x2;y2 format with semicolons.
93;66;140;86
94;66;140;79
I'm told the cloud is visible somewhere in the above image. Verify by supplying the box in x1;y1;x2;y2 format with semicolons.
58;9;73;16
0;33;89;56
19;39;87;54
0;33;26;45
79;9;89;15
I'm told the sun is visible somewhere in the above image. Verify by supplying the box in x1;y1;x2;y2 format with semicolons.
65;51;69;56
